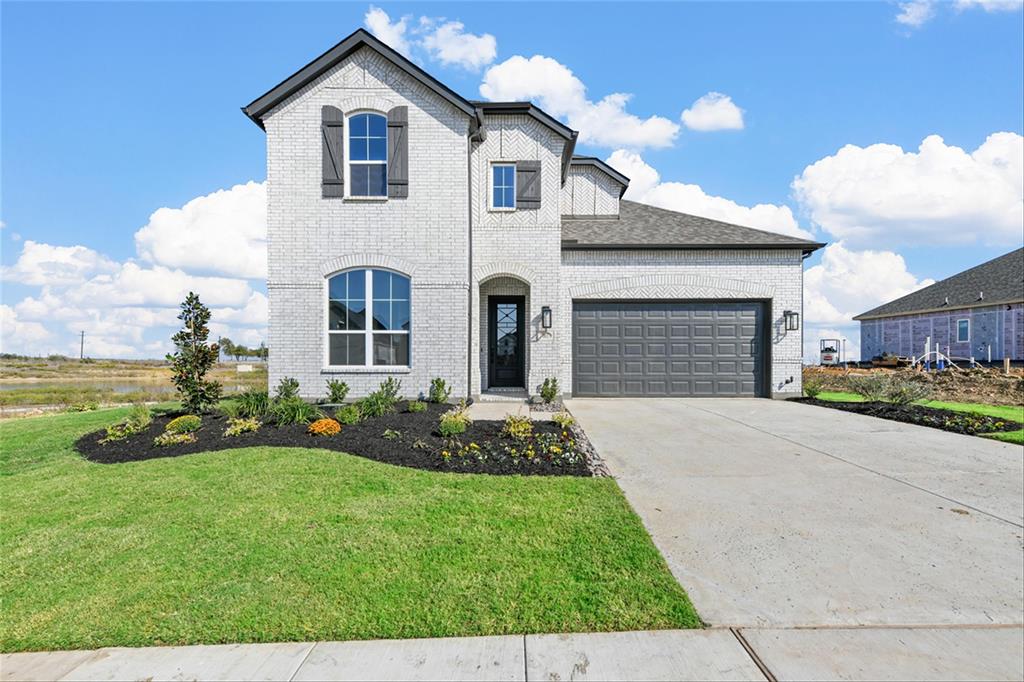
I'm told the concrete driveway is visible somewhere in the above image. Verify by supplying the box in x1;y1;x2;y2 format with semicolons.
566;398;1024;679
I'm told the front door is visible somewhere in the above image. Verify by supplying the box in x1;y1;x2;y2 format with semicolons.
488;296;525;388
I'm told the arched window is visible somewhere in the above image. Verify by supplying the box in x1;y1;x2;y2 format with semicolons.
328;269;410;367
348;113;387;197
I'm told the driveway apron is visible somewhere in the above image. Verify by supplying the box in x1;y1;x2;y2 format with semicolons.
565;398;1024;629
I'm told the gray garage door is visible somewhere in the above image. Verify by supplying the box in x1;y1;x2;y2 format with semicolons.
572;301;766;397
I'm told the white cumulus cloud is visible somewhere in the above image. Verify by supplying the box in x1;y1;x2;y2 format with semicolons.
804;242;934;327
896;0;1021;27
1;240;118;286
896;0;936;26
955;0;1023;11
681;92;745;132
364;7;497;70
2;178;271;358
134;181;267;279
364;6;412;56
792;132;1024;248
481;55;679;149
607;150;814;239
421;20;496;71
0;304;52;354
68;263;253;309
802;242;934;361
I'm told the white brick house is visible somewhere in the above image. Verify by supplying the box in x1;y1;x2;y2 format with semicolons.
243;29;822;401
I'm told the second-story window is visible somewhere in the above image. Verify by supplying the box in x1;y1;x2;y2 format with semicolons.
492;164;516;209
349;113;387;197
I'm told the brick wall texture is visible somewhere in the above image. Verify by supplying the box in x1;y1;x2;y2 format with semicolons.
262;47;807;400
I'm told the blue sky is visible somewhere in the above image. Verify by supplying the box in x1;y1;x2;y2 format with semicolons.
2;1;1022;359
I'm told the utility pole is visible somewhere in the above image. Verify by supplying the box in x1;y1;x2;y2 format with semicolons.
79;331;85;360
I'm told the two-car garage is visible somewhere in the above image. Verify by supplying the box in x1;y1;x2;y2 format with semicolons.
571;301;768;397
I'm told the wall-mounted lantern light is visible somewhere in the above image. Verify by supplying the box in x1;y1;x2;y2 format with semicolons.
541;306;553;330
784;310;800;331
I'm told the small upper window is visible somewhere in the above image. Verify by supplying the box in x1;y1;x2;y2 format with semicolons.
349;113;387;197
957;318;970;343
492;164;515;209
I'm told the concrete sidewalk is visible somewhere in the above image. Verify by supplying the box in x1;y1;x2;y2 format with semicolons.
4;627;1023;681
2;630;762;682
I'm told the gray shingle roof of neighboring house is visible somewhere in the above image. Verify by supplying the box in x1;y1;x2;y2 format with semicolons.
561;200;825;254
854;248;1024;321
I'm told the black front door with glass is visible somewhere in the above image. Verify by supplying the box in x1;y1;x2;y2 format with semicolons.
488;296;525;388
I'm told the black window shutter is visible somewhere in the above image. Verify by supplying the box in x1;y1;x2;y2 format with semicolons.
516;160;541;210
387;106;409;198
322;106;344;198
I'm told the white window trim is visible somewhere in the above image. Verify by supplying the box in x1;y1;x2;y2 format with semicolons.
956;318;970;343
489;161;516;212
325;269;411;369
344;111;388;200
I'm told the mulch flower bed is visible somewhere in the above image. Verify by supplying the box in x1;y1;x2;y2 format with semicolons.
75;401;597;476
795;398;1023;437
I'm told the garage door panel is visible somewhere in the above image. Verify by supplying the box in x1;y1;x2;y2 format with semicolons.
693;343;714;357
572;301;765;397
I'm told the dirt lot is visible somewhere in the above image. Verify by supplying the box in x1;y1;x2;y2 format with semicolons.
804;364;1024;406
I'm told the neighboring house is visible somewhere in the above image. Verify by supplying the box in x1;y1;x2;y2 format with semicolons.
854;248;1024;362
242;29;822;400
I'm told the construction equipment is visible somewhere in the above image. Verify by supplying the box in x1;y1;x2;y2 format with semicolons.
820;339;841;366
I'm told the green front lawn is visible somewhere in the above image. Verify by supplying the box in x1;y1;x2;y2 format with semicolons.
815;391;1024;444
0;408;699;653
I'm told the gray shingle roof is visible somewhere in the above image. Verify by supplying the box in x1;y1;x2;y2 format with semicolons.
561;200;825;253
854;248;1024;321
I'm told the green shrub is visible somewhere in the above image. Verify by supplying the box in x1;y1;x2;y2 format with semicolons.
845;373;931;405
552;411;575;429
101;404;152;443
846;374;889;402
235;389;270;418
802;375;826;399
165;414;201;434
65;402;99;413
379;377;402;402
501;414;533;441
382;429;401;441
154;431;197;447
325;379;350;403
438;401;471;437
272;397;322;425
275;377;300;400
885;377;931;405
224;417;261;437
334;404;362;425
539;377;559;404
428;378;452;404
357;395;386;419
219;401;241;419
408;400;427;413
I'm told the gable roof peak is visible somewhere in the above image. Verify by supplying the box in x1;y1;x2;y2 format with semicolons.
242;28;477;130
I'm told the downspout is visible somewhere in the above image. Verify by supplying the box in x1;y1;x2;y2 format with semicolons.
467;110;487;400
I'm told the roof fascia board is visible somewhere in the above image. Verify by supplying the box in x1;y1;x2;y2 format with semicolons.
242;29;477;130
473;101;575;140
561;241;825;255
569;156;630;196
854;298;1024;321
